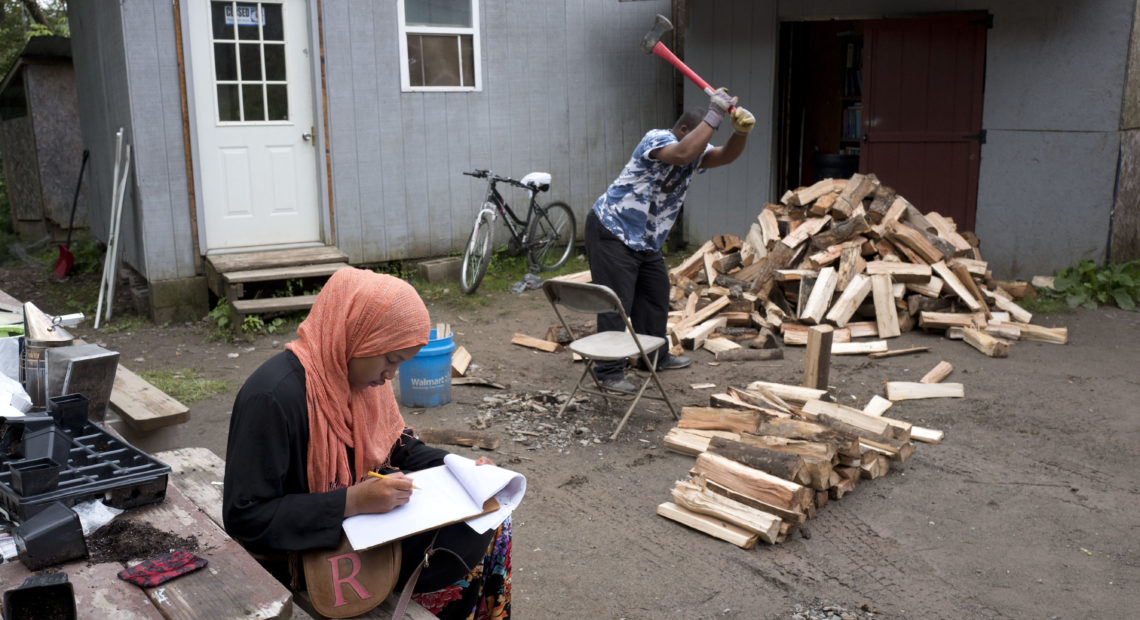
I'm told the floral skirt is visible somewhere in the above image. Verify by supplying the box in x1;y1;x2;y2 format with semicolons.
411;517;512;620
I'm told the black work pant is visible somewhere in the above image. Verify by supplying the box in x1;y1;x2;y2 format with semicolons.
584;210;670;380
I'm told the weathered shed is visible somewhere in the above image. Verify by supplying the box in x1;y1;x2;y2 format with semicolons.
0;35;88;241
66;0;675;322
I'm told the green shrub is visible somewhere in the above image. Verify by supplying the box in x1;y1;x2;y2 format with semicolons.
1037;259;1140;311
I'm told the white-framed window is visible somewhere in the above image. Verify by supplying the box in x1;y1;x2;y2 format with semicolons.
397;0;481;92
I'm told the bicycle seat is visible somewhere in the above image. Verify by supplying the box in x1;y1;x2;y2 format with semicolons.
520;172;551;193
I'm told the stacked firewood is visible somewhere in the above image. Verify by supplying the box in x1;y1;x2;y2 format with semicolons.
656;372;953;547
663;173;1068;359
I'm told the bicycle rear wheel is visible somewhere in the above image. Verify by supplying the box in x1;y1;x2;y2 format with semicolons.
460;209;495;294
526;201;576;272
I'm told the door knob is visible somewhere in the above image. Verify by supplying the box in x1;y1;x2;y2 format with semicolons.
302;131;313;141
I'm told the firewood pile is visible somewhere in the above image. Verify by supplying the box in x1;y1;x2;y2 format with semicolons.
643;173;1069;547
662;173;1068;359
656;362;962;546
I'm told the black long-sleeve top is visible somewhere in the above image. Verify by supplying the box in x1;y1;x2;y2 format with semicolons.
221;350;447;555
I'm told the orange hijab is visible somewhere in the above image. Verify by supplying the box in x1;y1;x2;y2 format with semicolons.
286;268;430;493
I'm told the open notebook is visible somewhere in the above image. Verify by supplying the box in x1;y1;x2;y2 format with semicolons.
342;454;527;551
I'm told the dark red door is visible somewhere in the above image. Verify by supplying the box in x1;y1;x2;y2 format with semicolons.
860;14;987;231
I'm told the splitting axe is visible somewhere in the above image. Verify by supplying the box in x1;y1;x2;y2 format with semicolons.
640;14;735;110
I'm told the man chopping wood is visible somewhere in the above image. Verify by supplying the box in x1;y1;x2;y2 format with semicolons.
585;88;754;393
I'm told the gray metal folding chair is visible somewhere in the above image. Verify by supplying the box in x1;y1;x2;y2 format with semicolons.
541;279;679;439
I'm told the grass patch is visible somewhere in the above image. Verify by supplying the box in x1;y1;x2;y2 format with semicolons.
137;369;230;404
1017;295;1071;315
408;248;591;308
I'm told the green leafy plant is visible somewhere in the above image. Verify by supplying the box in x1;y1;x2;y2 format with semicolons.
1037;259;1140;311
207;297;233;331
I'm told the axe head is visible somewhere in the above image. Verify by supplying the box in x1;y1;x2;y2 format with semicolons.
640;14;674;54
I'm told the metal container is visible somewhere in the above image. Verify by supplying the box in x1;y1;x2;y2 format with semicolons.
20;302;74;410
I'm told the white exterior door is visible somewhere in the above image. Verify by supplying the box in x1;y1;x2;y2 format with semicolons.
188;0;321;252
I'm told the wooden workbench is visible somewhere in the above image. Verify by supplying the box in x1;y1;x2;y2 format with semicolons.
0;455;296;618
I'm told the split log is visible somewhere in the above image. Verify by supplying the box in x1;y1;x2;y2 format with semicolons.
664;428;740;456
671;480;782;544
886;221;943;264
784;178;837;207
800;399;894;436
782;324;851;345
1013;322;1068;344
811;191;839;216
800;267;838;324
680;315;728;350
811;214;871;250
802;325;833;390
884;381;965;401
831;173;877;219
758;208;781;249
781;216;832;250
963;327;1010;358
745;381;828;406
865;260;932;283
870;274;901;338
831;341;889;355
866;346;930;359
919;361;953;384
727;386;792;415
846;321;879;338
862;395;893;416
701;477;807;525
918;311;987;330
669;240;716;280
671;296;730;335
702;337;743;357
656;501;759;549
715;348;785;361
905;276;944;298
825;273;873;328
860;453;891;479
757;417;862;459
451;346;472;377
708;436;809;487
692;452;814;514
983;323;1022;341
924;212;974;254
678;406;769;434
951;263;992;319
931;261;983;311
986;288;1034;324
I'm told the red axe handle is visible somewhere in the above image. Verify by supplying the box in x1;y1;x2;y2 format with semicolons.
652;41;713;95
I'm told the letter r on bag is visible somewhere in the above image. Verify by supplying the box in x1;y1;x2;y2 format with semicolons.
327;552;372;606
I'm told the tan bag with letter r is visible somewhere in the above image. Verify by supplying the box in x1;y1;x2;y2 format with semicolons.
302;535;401;618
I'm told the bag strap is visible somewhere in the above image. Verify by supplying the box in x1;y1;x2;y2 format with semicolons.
392;531;473;619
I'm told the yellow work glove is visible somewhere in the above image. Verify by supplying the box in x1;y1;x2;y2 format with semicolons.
730;106;755;135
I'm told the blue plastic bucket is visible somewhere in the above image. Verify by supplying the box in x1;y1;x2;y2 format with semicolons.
398;329;455;408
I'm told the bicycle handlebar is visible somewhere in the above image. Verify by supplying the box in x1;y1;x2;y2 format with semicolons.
462;169;527;189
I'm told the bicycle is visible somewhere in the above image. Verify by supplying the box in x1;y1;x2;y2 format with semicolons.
459;169;576;294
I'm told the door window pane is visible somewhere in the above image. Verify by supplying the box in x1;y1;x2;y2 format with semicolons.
264;44;286;81
262;4;284;41
239;43;263;80
217;84;240;121
242;84;265;121
214;43;237;81
266;85;288;121
235;3;262;40
210;2;234;39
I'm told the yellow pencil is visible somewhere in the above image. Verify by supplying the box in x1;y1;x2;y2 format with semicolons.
367;471;420;489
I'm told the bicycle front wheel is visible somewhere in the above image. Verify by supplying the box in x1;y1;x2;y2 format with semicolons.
461;210;495;294
526;201;576;272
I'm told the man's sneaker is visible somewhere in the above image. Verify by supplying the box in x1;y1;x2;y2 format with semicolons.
658;354;692;370
597;375;637;394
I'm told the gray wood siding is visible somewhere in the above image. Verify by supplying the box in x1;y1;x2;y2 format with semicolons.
323;0;674;264
683;0;778;247
68;0;196;283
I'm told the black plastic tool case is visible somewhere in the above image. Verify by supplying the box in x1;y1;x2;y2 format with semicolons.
0;417;169;525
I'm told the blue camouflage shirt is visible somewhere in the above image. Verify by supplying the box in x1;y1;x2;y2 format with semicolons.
592;129;713;251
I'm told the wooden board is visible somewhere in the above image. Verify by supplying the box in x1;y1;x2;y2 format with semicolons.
510;333;560;352
110;363;190;431
656;501;759;549
825;273;872;328
884;381;965;401
871;274;901;338
451;345;472;377
802;325;833;390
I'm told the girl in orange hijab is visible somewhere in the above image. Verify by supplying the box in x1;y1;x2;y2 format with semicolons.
223;268;511;619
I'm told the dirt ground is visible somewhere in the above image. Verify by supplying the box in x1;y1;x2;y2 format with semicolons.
4;260;1140;619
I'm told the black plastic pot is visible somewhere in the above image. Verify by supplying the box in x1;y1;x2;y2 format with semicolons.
14;501;88;570
2;572;77;620
8;457;60;496
48;393;89;435
21;423;71;465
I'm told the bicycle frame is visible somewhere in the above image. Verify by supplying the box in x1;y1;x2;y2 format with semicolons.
477;176;543;249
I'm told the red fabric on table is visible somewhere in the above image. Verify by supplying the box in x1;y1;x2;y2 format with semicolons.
117;550;208;587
